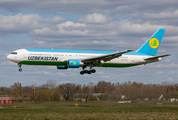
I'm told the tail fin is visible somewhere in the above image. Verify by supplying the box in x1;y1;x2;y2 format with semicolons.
136;28;166;56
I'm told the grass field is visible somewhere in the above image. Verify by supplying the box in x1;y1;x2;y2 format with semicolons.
0;102;178;120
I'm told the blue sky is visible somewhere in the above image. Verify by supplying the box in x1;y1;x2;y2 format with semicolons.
0;0;178;87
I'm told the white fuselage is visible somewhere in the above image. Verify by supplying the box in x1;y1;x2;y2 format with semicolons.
7;49;160;68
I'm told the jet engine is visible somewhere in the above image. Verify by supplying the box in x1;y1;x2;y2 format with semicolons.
68;59;80;68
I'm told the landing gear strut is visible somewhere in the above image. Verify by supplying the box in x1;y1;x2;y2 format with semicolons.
80;66;96;75
18;65;22;72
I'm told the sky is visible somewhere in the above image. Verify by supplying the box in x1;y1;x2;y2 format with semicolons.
0;0;178;87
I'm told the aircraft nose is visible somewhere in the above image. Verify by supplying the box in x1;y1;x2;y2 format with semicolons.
7;54;11;60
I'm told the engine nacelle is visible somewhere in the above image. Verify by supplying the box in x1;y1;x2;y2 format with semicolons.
68;59;80;68
57;65;68;69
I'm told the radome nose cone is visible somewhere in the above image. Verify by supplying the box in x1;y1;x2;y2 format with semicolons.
7;55;11;60
7;55;10;60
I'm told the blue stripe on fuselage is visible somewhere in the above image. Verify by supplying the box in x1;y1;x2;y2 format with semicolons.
26;49;115;54
26;49;149;56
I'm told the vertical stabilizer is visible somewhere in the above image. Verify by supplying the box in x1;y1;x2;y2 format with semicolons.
136;28;166;56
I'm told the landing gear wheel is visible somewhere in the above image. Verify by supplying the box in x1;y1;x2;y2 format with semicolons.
80;66;96;75
80;71;84;75
84;70;88;73
91;69;96;73
19;68;22;72
88;70;91;74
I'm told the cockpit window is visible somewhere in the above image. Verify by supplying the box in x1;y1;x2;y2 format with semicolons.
11;52;17;54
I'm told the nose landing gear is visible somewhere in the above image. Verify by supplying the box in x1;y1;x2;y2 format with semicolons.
18;65;22;72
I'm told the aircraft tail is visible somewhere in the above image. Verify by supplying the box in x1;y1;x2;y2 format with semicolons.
136;28;166;56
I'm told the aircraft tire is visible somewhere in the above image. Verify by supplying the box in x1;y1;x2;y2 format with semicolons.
80;71;84;75
88;71;91;74
19;68;22;72
92;69;96;73
84;70;88;73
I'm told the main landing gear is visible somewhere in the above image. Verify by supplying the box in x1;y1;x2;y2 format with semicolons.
80;69;96;75
80;65;96;75
18;65;22;72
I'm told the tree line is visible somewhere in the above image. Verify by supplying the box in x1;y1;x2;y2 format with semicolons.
0;80;178;102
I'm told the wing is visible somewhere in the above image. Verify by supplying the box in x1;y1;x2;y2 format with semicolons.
144;54;171;60
81;49;133;64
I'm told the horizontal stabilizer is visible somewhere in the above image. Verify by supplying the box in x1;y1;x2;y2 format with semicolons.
144;54;171;60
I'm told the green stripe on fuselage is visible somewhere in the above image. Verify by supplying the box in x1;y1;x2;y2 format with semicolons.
18;61;139;67
18;61;67;66
102;63;139;67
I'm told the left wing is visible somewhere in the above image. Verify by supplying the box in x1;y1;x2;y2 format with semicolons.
81;49;133;64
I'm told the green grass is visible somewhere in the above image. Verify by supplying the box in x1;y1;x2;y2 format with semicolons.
1;102;178;120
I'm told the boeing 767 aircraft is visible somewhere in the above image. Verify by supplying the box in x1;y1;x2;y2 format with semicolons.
7;28;170;75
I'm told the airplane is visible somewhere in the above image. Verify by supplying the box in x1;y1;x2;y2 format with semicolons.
7;28;171;75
